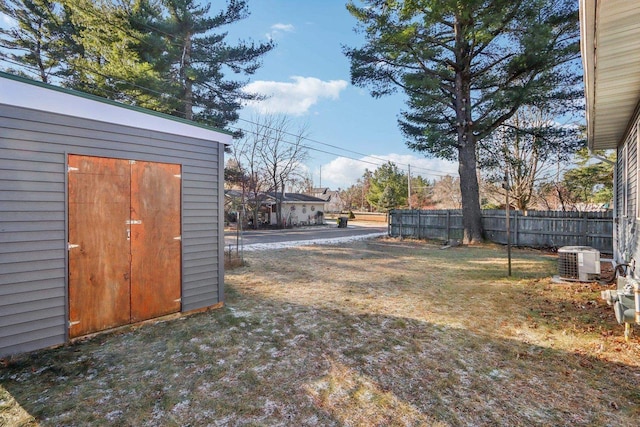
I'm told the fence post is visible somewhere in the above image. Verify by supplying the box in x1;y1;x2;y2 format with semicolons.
417;210;421;239
515;211;519;246
446;210;451;242
582;212;588;246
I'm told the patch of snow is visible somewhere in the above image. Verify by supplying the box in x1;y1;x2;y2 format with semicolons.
195;363;213;375
172;399;191;414
239;232;386;252
263;399;278;416
252;363;272;373
305;415;319;425
287;334;307;345
97;391;113;405
215;416;234;426
151;403;166;421
227;307;252;318
105;410;123;422
488;369;507;379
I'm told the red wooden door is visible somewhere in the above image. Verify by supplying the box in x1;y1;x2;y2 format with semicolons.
68;155;131;338
68;156;181;337
130;161;182;321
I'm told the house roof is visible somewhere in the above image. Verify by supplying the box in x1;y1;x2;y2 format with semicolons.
580;0;640;150
0;72;233;145
224;190;325;204
267;192;326;203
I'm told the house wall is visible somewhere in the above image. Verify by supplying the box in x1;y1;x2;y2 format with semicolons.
281;202;325;225
0;78;229;358
614;104;640;267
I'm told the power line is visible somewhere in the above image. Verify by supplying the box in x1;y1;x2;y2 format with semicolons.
1;2;452;178
234;116;451;177
0;3;452;178
0;58;454;179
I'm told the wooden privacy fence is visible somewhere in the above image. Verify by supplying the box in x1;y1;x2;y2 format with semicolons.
388;209;613;253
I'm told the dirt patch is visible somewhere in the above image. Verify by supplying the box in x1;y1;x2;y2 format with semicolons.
1;239;639;426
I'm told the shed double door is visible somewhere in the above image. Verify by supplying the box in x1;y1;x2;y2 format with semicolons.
68;155;181;338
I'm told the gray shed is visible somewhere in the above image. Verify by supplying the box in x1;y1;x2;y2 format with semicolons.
0;72;232;358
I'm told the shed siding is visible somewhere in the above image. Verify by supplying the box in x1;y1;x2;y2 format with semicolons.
0;103;225;358
0;138;67;356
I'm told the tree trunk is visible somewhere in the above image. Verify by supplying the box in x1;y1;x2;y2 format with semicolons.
458;140;484;243
180;34;193;120
453;15;483;244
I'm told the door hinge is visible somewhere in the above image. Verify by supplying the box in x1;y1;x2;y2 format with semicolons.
129;160;136;164
173;236;182;241
126;219;142;225
67;166;79;173
69;320;80;328
68;243;79;250
173;174;181;179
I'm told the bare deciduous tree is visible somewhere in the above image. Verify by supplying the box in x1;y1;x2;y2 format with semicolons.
480;107;583;211
231;114;309;228
257;115;309;226
431;176;462;209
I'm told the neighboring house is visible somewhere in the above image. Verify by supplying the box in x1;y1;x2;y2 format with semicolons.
580;0;640;264
0;72;232;358
270;193;326;226
224;190;326;226
310;187;344;213
262;192;324;226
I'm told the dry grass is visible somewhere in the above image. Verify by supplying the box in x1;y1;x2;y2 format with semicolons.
1;238;639;426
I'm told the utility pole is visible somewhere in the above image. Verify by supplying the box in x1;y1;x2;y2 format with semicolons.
408;164;412;209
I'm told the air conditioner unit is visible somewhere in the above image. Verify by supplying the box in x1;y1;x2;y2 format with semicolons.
557;246;600;282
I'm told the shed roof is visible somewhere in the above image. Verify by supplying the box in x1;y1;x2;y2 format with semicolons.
0;72;233;145
580;0;640;150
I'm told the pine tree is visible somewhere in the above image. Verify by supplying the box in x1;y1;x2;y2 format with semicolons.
0;0;62;82
367;162;407;210
138;0;274;128
53;0;168;111
345;0;581;243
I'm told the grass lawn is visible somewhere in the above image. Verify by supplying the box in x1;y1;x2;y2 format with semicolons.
1;238;639;426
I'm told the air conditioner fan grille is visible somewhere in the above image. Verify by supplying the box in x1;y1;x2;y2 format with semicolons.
558;252;579;279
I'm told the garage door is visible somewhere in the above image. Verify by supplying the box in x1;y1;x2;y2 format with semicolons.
68;155;181;338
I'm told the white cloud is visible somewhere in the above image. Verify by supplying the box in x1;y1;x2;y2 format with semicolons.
243;76;348;116
265;23;295;40
319;154;458;189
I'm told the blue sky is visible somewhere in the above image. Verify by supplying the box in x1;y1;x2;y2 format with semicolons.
226;1;459;189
